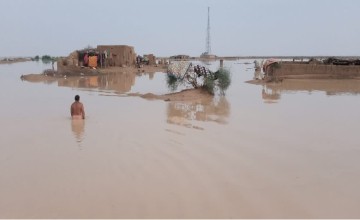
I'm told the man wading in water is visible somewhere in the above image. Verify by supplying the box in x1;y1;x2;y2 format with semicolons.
71;95;85;119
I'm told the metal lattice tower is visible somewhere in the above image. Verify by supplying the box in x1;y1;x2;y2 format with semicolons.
205;7;211;55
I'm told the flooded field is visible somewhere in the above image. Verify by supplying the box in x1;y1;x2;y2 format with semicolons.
1;60;360;218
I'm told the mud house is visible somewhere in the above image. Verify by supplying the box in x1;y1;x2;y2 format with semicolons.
143;54;156;65
97;45;136;67
57;45;137;75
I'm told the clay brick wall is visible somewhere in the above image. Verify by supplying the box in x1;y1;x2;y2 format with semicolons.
97;45;136;67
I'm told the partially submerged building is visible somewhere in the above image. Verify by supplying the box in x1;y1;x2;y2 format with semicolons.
57;45;138;75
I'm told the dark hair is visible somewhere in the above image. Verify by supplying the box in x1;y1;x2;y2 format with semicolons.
75;95;80;101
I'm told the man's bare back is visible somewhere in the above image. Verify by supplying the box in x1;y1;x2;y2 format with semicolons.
71;95;85;119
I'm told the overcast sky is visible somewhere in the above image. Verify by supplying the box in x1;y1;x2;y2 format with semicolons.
1;0;359;57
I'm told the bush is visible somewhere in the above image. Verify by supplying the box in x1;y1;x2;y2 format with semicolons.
166;62;231;95
214;68;231;94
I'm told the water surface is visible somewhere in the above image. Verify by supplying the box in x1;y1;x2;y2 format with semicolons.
0;60;359;218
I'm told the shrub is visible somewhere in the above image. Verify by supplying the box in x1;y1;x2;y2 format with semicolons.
166;62;231;95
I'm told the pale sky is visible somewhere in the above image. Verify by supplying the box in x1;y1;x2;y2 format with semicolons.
1;0;359;57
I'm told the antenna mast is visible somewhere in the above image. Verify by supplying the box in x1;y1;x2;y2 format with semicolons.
205;7;211;55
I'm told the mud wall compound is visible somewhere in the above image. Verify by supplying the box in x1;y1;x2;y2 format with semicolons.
269;62;360;80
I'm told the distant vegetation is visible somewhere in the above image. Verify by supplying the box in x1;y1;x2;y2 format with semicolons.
41;55;52;60
32;55;58;63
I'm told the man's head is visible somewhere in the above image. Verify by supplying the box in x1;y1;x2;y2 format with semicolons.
75;95;80;101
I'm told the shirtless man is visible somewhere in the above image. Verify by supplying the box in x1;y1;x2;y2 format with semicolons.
71;95;85;119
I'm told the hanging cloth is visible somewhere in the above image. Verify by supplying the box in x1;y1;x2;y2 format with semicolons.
88;56;98;68
84;54;89;66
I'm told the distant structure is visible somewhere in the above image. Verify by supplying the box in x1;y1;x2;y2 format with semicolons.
170;55;190;60
200;7;216;59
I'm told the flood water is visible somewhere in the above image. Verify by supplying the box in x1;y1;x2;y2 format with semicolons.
1;60;360;218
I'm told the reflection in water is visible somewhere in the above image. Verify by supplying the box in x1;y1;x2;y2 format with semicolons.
58;72;136;94
148;72;155;80
260;79;360;103
71;119;85;147
23;71;160;95
262;87;281;103
167;96;230;129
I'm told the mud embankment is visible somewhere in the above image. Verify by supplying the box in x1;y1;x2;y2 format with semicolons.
129;88;213;102
0;58;31;65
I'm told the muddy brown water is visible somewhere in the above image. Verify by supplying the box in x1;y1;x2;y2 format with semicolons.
0;60;360;218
